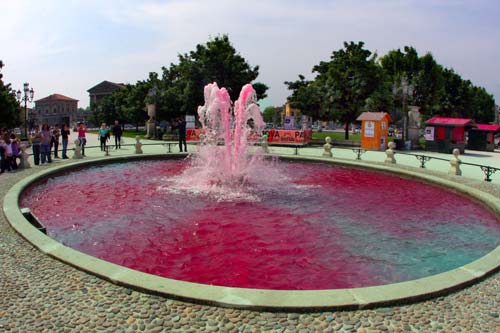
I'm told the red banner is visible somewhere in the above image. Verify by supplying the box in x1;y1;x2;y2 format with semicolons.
186;129;204;141
265;130;312;145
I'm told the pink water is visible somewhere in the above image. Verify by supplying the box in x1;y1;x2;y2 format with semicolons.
21;159;500;290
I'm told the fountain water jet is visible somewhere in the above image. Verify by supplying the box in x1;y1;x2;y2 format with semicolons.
166;83;277;201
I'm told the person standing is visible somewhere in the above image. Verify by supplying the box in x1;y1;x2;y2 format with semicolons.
77;123;87;157
30;126;43;165
61;124;70;159
9;133;20;170
0;137;12;173
175;117;187;152
98;123;109;152
112;120;123;149
52;124;61;158
40;124;52;164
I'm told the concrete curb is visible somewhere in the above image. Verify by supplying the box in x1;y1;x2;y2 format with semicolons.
3;153;500;311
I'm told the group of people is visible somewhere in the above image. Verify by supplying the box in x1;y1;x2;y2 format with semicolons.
96;121;123;153
30;124;71;165
2;118;185;174
0;128;22;174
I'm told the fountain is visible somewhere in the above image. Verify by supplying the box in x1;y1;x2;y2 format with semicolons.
167;83;279;201
9;83;500;308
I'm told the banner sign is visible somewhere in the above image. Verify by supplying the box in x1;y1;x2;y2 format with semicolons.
424;127;435;141
265;129;312;145
364;121;375;138
186;129;204;141
284;116;295;130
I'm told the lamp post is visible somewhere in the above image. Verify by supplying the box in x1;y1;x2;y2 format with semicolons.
400;76;413;143
16;83;34;141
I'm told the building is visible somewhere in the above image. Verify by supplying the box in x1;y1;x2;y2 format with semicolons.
424;117;476;153
356;112;392;151
33;94;79;127
467;124;500;151
87;80;126;105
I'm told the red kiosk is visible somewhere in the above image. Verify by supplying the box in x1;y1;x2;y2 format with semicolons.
467;124;500;151
424;117;476;153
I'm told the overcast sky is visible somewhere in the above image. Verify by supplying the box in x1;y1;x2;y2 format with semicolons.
1;0;499;110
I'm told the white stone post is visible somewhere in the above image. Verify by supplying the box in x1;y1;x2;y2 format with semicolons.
322;137;333;158
261;134;269;153
72;139;83;159
19;143;31;169
135;136;143;154
385;141;396;164
448;148;461;176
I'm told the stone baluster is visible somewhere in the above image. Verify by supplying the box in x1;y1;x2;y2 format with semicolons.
19;143;31;169
448;148;461;176
135;136;143;154
72;139;83;159
385;142;396;164
322;137;333;158
261;134;269;153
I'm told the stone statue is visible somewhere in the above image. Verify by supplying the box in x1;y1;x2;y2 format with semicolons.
322;137;333;158
261;134;269;153
72;139;83;159
385;141;396;164
448;148;461;176
135;136;143;154
19;143;31;169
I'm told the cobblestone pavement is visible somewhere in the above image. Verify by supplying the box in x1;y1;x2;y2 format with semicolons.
1;155;500;332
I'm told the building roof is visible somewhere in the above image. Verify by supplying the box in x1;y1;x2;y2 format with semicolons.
35;94;79;103
356;112;391;122
425;117;475;127
87;80;126;94
473;124;500;133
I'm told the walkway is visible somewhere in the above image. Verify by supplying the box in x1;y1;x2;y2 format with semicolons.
0;134;499;332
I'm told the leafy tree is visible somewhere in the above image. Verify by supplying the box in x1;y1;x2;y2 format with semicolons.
284;75;324;121
158;35;268;119
262;106;276;123
313;41;385;139
0;61;21;129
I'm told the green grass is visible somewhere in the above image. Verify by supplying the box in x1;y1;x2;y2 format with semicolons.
89;130;147;139
312;131;362;141
122;130;147;138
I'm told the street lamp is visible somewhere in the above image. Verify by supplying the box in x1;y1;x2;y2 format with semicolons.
16;83;34;140
400;76;413;143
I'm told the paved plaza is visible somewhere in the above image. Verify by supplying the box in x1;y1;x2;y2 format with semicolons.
1;134;499;332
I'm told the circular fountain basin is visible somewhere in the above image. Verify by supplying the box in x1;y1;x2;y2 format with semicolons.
4;155;500;310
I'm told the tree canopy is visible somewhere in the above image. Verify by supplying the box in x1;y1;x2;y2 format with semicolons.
285;42;496;137
0;61;21;129
92;35;268;127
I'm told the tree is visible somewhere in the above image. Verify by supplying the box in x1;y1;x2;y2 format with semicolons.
158;35;268;119
0;61;21;129
284;75;324;121
313;41;385;139
262;106;276;123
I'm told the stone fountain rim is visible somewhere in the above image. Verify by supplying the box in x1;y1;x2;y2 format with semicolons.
3;154;500;311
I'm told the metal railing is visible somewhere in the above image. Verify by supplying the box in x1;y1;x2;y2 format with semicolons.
17;142;500;183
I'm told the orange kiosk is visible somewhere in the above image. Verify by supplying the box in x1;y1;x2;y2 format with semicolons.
356;112;392;151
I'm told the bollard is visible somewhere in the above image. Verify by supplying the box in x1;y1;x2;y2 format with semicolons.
322;137;333;158
261;134;269;153
72;139;83;159
135;136;143;154
19;143;31;169
448;148;461;176
385;141;396;164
